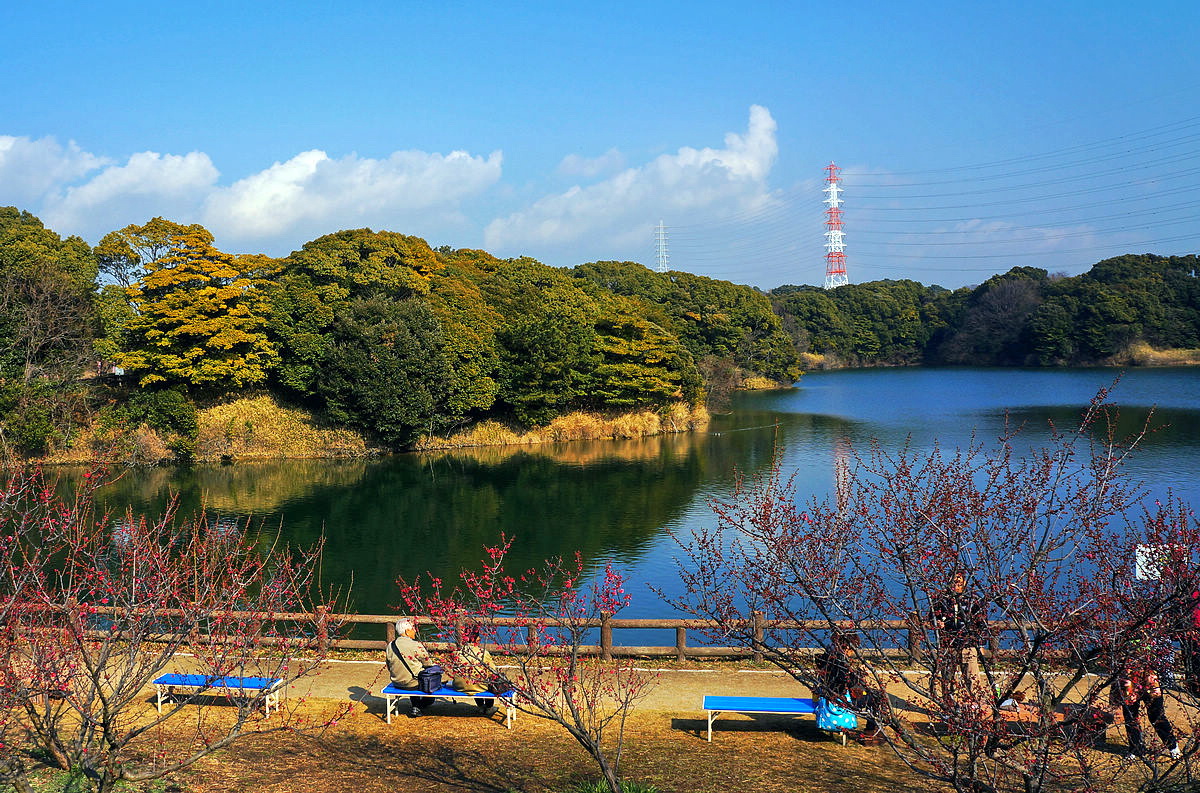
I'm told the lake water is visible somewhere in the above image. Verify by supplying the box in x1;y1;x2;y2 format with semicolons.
59;367;1200;632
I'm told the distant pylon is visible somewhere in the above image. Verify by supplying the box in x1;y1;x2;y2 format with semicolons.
823;162;849;289
654;220;669;273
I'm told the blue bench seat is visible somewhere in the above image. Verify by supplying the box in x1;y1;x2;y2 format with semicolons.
381;682;517;728
153;673;284;716
702;695;848;744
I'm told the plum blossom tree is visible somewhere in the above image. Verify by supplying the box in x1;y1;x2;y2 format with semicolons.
0;467;341;793
667;386;1200;793
398;538;656;793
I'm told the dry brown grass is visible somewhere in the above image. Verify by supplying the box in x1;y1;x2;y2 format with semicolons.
160;704;924;793
798;352;827;370
195;396;373;461
413;403;709;452
1113;341;1200;367
44;422;174;465
739;376;785;390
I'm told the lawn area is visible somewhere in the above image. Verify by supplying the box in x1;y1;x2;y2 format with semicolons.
72;703;923;793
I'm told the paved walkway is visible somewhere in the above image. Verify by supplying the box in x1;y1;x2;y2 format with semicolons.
167;655;820;716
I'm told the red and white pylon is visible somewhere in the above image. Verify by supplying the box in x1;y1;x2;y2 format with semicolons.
823;162;848;289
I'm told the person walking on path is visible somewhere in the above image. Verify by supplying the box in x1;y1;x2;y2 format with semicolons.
1117;632;1182;760
386;618;437;716
930;570;987;698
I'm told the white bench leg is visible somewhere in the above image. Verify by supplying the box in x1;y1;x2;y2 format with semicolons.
156;685;163;714
707;711;717;742
385;693;394;724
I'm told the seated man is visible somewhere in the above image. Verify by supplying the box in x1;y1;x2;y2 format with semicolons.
386;618;436;716
451;626;500;713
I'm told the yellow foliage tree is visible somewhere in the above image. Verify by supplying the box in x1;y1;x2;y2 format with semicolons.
115;222;278;389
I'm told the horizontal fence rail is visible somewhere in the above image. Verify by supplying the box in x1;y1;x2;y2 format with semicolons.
47;606;1028;662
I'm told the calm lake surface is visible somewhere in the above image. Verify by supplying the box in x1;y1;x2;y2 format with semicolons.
57;368;1200;634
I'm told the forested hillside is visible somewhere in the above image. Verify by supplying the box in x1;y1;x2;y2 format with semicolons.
0;209;793;462
4;203;1196;464
772;255;1200;368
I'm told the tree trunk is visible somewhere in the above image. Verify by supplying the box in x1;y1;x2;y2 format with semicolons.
594;750;622;793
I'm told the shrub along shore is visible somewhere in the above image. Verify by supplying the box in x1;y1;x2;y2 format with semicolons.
35;394;711;465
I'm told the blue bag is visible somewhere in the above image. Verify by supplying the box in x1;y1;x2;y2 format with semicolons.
816;696;859;731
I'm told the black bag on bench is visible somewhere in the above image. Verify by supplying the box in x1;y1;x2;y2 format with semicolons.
417;665;445;694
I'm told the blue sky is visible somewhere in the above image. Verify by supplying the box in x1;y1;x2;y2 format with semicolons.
2;1;1198;289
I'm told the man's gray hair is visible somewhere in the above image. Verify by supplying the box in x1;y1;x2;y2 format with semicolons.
395;618;415;635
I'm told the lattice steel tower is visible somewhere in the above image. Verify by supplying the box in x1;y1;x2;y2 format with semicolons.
654;220;670;273
823;162;849;289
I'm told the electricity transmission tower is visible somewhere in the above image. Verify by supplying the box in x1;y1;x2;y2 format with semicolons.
823;162;849;289
655;220;670;273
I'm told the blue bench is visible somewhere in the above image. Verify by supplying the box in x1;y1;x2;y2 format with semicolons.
380;683;517;728
702;695;849;744
153;673;284;716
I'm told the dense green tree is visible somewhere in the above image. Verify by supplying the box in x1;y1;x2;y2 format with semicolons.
586;300;702;409
937;273;1045;365
426;267;502;420
573;261;800;384
116;222;278;390
265;272;336;396
0;207;98;383
317;297;453;446
283;228;442;302
490;264;600;426
270;229;447;400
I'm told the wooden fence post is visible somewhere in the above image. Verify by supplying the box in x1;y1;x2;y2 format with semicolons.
752;611;764;663
385;619;396;643
600;612;613;661
676;626;687;662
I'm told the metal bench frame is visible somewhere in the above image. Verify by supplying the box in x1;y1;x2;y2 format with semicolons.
702;695;849;744
153;674;284;716
381;683;517;728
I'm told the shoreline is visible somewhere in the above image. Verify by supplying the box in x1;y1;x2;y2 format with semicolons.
24;399;711;468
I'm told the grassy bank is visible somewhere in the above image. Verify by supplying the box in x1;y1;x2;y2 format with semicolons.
194;395;372;461
1111;341;1200;366
412;402;709;451
36;398;710;465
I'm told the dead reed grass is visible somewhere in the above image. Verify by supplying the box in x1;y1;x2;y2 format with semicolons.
413;403;709;451
1115;341;1200;366
739;375;787;390
43;422;173;465
195;396;372;461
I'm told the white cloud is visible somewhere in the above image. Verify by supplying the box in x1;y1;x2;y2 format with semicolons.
0;135;107;206
557;148;625;178
42;151;219;237
485;105;779;256
203;148;503;242
1;136;504;250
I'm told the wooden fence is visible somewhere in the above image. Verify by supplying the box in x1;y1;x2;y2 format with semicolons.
73;605;1018;661
307;610;1011;662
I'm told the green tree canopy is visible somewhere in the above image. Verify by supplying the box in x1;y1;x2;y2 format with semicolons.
0;207;98;383
573;261;800;384
115;221;278;390
317;297;453;446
